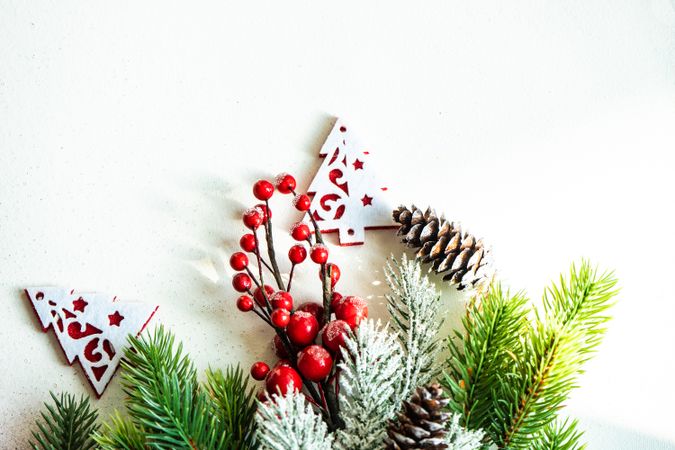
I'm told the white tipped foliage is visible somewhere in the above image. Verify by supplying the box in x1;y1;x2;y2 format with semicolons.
336;319;404;450
385;254;443;402
446;413;486;450
255;392;333;450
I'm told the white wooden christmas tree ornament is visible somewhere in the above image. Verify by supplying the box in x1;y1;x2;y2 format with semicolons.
25;287;158;397
306;118;397;246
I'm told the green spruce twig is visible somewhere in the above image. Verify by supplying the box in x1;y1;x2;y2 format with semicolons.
30;392;99;450
531;418;587;450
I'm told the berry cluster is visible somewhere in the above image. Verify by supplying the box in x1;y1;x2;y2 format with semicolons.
229;173;368;429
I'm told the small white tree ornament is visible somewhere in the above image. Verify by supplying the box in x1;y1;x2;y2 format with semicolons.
306;118;397;246
25;287;158;396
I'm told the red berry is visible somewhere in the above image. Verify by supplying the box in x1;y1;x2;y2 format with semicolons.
321;320;351;353
253;180;275;201
236;295;254;312
335;296;368;329
275;173;296;194
270;291;294;311
265;365;302;396
272;335;289;358
257;389;268;402
255;203;271;222
243;208;264;230
286;311;319;347
297;302;325;327
240;233;257;252
229;252;249;271
310;244;329;264
297;345;333;381
319;263;341;287
232;273;252;292
271;308;291;328
250;361;270;380
291;222;311;241
274;359;292;368
293;194;311;211
253;284;275;307
288;244;307;265
330;292;344;311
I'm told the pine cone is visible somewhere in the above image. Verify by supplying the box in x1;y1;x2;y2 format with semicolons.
393;205;494;291
385;384;451;450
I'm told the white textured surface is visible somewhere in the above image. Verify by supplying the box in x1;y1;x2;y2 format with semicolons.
1;1;675;448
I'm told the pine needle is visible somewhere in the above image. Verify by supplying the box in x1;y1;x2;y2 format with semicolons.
30;392;99;450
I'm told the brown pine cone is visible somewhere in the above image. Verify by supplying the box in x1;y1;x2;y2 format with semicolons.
385;384;450;450
393;205;494;291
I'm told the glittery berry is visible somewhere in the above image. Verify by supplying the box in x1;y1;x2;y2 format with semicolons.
253;284;275;307
250;361;270;380
321;320;350;353
240;233;257;252
253;180;275;201
310;244;329;264
265;365;302;396
270;291;294;311
243;207;264;230
291;222;311;241
271;308;291;328
232;273;252;292
293;194;311;211
255;203;271;223
229;252;248;271
236;295;254;312
273;335;289;358
319;263;341;287
297;345;333;381
275;173;296;194
330;292;344;311
288;244;307;265
335;295;368;329
296;302;325;327
286;311;319;347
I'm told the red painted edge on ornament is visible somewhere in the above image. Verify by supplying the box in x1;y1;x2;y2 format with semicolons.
24;288;159;399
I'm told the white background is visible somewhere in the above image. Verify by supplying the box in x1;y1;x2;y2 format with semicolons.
2;1;675;448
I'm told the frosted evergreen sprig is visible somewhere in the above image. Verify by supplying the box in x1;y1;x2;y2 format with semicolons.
385;254;443;402
336;319;404;450
255;392;333;450
445;413;486;450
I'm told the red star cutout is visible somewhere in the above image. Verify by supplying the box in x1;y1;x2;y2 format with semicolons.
72;297;88;312
108;311;124;326
353;159;364;170
361;194;373;206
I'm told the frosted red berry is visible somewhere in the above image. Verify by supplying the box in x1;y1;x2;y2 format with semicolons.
265;365;302;396
271;308;291;328
232;273;252;292
330;292;344;311
240;233;257;252
310;244;329;264
273;335;289;358
335;295;368;329
270;291;294;311
293;194;311;211
253;180;275;201
236;295;254;312
291;222;311;241
297;345;333;381
286;311;319;346
288;244;307;265
253;284;275;307
250;361;270;380
255;203;271;222
297;302;325;326
274;359;292;368
229;252;248;271
320;263;341;287
275;173;296;194
321;320;350;353
243;208;264;230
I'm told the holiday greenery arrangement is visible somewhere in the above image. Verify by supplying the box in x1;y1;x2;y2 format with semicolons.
27;171;619;450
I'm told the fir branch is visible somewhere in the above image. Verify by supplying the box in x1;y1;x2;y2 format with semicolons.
94;412;147;450
385;254;443;402
493;261;618;449
443;284;529;431
205;366;257;449
335;319;404;450
445;413;486;450
531;418;586;450
30;392;99;450
255;392;333;450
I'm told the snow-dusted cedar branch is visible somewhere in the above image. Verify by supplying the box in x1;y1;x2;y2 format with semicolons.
385;254;443;402
445;413;486;450
255;391;333;450
336;319;404;450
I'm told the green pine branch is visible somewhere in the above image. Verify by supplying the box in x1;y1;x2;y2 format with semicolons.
30;392;99;450
531;418;587;450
